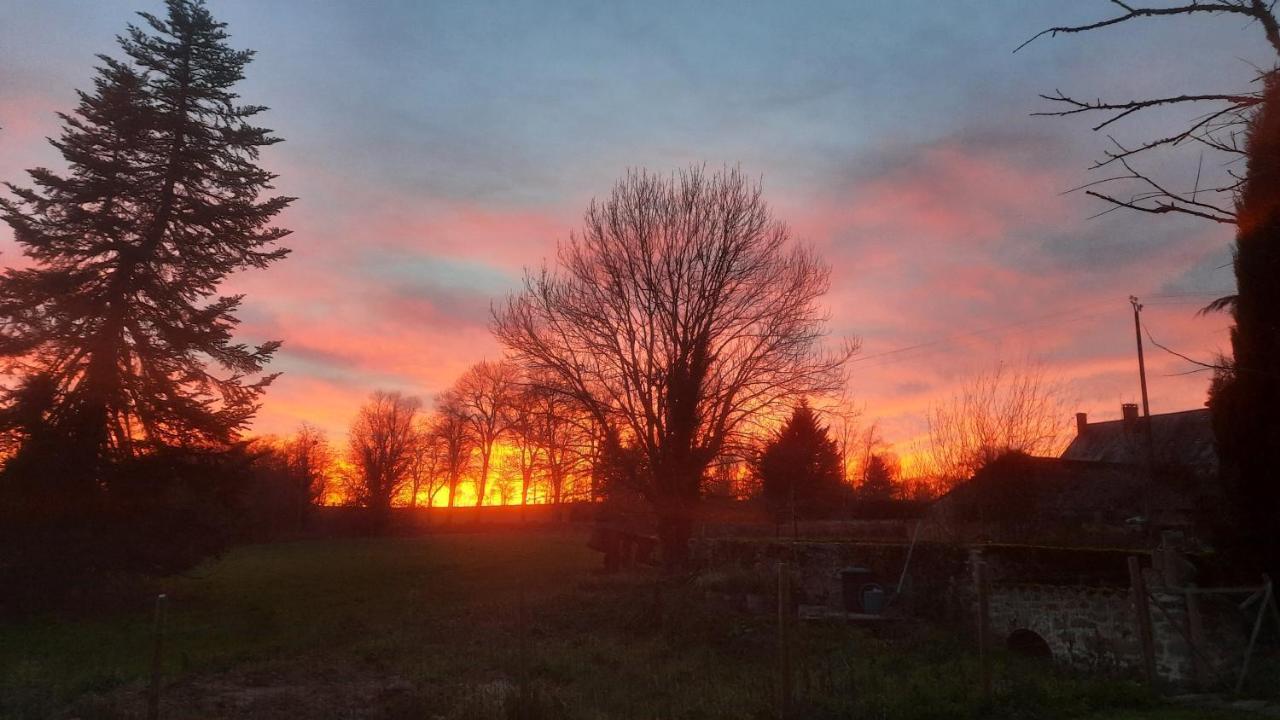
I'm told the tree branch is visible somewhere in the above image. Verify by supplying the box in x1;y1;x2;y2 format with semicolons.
1015;1;1271;54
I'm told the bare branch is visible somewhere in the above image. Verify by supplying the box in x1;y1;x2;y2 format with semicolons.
1016;1;1276;54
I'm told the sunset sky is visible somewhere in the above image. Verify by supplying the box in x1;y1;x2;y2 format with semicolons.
0;1;1260;454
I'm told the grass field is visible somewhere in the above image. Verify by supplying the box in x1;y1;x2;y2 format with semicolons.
0;529;1267;719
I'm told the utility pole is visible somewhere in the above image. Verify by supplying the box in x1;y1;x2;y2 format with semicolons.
1130;296;1157;537
1130;296;1151;420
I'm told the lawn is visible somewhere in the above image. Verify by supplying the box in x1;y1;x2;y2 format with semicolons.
0;529;1266;719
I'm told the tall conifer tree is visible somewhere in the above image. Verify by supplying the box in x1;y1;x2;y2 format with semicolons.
756;400;846;520
0;0;291;463
1208;77;1280;576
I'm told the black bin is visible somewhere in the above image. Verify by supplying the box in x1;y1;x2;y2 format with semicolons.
839;566;874;612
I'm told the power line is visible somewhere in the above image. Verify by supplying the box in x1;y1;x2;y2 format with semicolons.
846;289;1234;372
849;297;1119;369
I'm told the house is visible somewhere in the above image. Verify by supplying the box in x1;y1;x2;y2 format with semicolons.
926;405;1222;548
1064;404;1217;478
923;406;1238;686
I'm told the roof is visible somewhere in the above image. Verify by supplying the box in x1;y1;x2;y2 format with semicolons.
927;453;1221;547
935;455;1145;518
1061;408;1217;470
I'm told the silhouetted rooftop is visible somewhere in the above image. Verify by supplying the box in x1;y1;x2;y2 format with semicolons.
1062;408;1217;470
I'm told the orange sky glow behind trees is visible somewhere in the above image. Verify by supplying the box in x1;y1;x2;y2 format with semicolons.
0;1;1241;497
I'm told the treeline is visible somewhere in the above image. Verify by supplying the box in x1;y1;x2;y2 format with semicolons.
279;381;935;526
328;360;601;525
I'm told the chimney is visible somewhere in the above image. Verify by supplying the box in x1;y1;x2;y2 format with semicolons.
1121;403;1139;434
1075;412;1088;436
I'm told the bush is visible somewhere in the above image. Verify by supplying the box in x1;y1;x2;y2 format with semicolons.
0;445;254;614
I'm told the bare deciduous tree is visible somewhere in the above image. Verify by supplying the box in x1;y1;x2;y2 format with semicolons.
925;362;1068;486
494;166;854;566
454;360;519;507
1020;1;1280;224
284;422;334;508
407;420;447;509
347;390;421;525
516;378;594;506
503;382;545;508
430;389;475;508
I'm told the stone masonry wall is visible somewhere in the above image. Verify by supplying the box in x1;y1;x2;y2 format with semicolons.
691;537;1246;688
986;583;1141;676
982;574;1245;686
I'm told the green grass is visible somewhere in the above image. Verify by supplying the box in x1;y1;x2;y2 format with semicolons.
0;530;1267;719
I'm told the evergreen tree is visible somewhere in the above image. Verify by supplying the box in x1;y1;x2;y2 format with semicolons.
0;0;292;465
756;400;846;520
1207;76;1280;576
858;453;898;501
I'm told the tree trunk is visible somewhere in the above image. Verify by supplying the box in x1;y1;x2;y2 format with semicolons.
476;450;489;507
657;505;694;572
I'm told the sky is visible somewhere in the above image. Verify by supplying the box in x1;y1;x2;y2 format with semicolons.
0;1;1264;456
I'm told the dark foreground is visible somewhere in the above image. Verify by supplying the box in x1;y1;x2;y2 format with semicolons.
0;530;1268;719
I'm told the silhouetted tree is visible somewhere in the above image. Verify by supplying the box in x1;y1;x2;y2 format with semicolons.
849;420;889;489
756;401;847;522
495;166;853;567
431;390;475;508
509;377;593;505
925;362;1066;487
858;453;899;501
455;360;519;507
0;0;289;607
505;382;547;507
407;420;447;509
1207;76;1280;575
0;0;291;465
493;461;519;506
243;426;331;535
347;391;420;528
268;423;334;508
819;397;862;484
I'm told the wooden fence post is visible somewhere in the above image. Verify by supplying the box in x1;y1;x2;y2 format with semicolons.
147;593;167;720
777;561;792;720
1184;588;1208;689
974;560;991;700
516;586;530;719
1128;556;1157;687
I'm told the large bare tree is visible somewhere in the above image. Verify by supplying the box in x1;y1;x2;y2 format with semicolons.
346;390;421;526
494;166;853;566
454;360;519;507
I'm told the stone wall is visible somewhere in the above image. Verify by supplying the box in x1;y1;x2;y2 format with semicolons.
984;583;1140;675
691;536;1247;689
978;570;1245;687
